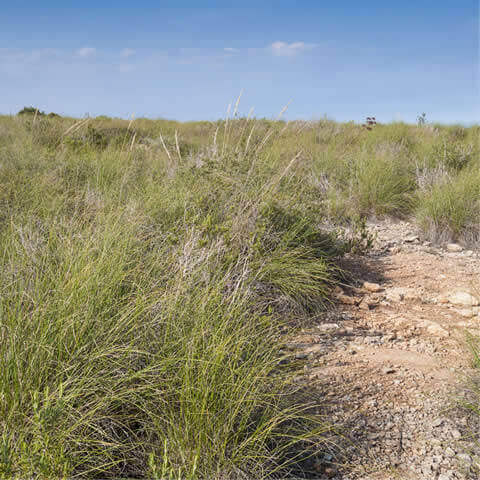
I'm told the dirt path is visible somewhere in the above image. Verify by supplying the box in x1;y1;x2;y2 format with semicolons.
291;220;480;479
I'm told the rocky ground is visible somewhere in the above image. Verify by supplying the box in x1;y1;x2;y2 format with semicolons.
289;220;480;480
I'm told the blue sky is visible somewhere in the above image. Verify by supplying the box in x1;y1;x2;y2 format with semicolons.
0;1;478;123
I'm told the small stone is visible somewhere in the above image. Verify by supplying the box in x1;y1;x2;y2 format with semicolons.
363;281;382;292
405;235;419;243
333;285;344;296
432;418;444;427
358;296;378;310
423;321;450;337
295;353;308;360
337;294;357;305
437;296;449;304
324;466;337;478
456;308;475;318
449;291;480;307
438;473;452;480
446;243;463;252
382;366;395;374
386;287;407;302
451;429;462;440
445;447;455;457
458;453;472;465
317;323;340;332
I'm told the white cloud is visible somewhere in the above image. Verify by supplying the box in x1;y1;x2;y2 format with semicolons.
76;47;96;58
269;41;314;57
224;47;238;52
121;48;136;58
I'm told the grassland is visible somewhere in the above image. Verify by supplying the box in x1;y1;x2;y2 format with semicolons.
0;112;478;478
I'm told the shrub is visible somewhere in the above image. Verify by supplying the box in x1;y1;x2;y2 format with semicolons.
18;106;46;116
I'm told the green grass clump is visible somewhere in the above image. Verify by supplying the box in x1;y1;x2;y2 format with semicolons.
415;163;480;244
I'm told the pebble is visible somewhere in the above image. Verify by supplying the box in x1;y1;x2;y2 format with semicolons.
451;429;462;440
405;235;420;243
447;243;463;252
432;418;444;427
382;366;396;374
317;323;340;332
386;287;407;302
363;281;383;292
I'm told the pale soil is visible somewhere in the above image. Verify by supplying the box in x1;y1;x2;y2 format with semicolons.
290;220;480;480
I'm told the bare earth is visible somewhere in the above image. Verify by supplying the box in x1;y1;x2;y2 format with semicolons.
290;220;480;480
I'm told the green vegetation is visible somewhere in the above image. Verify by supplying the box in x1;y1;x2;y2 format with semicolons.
465;331;480;474
0;112;478;478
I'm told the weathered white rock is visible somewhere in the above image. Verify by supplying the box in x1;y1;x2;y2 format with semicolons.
456;308;475;318
382;366;395;374
404;235;419;243
448;291;480;307
423;321;449;337
317;323;340;332
386;287;408;302
446;243;463;252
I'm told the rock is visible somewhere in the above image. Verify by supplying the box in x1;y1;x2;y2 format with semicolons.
451;429;462;440
446;243;463;252
405;290;422;302
449;291;480;307
382;367;396;374
432;418;444;427
405;235;419;243
456;308;475;318
386;287;408;302
457;453;472;465
317;323;340;332
358;296;377;310
333;285;344;296
363;281;383;292
337;294;357;305
438;473;454;480
423;321;449;337
324;466;337;478
444;447;455;457
436;296;449;304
